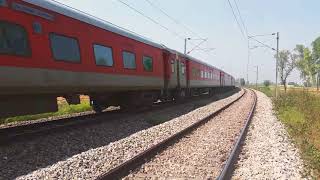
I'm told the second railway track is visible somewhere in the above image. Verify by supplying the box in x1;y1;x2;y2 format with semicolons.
0;89;238;145
6;89;244;180
97;89;256;179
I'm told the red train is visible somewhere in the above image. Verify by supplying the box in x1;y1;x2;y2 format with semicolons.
0;0;235;118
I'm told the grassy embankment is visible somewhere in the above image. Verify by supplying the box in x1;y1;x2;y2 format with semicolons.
255;86;320;177
0;97;92;125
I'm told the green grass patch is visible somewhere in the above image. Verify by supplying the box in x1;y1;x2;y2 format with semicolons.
0;101;92;125
273;90;320;177
249;85;274;97
257;86;273;97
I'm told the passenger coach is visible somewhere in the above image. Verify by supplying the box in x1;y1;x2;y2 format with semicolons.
0;0;235;118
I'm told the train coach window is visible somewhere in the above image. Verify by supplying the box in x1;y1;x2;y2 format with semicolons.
93;44;113;66
122;51;136;69
181;63;185;75
171;60;175;73
0;21;30;56
143;56;153;71
50;33;80;63
192;68;196;77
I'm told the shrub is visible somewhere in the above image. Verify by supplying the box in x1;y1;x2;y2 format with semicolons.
274;90;320;176
263;80;271;87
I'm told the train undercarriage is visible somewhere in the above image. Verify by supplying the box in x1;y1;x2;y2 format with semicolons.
0;86;235;119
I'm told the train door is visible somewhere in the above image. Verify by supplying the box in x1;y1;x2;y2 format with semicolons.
220;72;225;86
166;53;188;94
168;55;187;89
177;60;187;89
163;52;170;90
185;60;190;90
169;58;178;88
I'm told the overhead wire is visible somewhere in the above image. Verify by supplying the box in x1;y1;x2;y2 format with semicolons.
117;0;185;40
143;0;216;56
187;39;207;54
50;0;157;43
144;0;201;39
249;36;275;51
52;0;215;62
232;0;248;35
251;38;275;49
226;0;246;38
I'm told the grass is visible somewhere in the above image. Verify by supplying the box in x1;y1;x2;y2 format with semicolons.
257;86;320;177
0;98;92;125
255;86;274;97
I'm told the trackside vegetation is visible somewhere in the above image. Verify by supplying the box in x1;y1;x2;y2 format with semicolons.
0;98;92;125
255;86;320;177
254;86;273;97
274;90;320;177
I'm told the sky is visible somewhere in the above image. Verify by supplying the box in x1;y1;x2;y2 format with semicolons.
54;0;320;84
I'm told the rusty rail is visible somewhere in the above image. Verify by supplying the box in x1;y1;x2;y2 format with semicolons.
96;89;247;180
217;89;257;180
0;89;240;145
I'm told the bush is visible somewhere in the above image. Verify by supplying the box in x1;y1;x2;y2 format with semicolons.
263;80;271;87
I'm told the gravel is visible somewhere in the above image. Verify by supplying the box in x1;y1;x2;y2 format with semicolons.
10;89;244;180
125;89;254;179
233;90;308;179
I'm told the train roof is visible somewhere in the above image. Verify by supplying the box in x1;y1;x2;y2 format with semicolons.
23;0;164;49
163;47;222;71
22;0;231;77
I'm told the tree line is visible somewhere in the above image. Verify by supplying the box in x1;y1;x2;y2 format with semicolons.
277;36;320;91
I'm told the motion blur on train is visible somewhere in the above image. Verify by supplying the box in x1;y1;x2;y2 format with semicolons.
0;0;235;118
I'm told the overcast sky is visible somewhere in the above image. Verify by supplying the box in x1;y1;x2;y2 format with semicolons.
54;0;320;84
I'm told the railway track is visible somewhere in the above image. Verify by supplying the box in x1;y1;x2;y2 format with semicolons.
96;89;256;180
0;89;239;145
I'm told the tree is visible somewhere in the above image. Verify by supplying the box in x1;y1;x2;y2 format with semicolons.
288;82;298;86
239;78;245;86
276;50;296;92
312;37;320;61
312;37;320;88
295;44;319;86
263;80;271;87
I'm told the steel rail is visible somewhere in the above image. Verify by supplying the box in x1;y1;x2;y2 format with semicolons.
217;89;257;180
96;89;247;180
0;109;123;145
0;89;240;145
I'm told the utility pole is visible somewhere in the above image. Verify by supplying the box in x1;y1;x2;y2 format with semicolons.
256;66;258;89
254;65;258;89
275;32;279;98
247;39;250;85
184;38;187;55
317;72;319;91
184;38;209;55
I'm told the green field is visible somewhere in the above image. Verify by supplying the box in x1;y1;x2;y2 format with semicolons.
255;86;320;177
